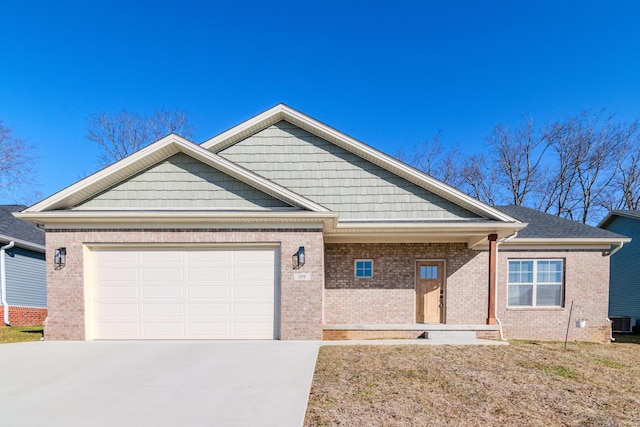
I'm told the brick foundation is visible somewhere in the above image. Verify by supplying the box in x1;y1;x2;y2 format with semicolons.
0;306;48;326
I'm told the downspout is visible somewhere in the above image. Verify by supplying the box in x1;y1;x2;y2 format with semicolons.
1;241;15;326
495;232;518;341
604;241;625;342
604;241;624;257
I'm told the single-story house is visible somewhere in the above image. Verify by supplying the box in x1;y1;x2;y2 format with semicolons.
598;210;640;332
16;105;628;342
1;204;47;326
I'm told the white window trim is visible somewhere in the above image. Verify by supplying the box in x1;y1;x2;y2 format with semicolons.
354;259;374;278
507;258;564;308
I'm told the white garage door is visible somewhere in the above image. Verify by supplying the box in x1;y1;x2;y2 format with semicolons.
91;248;279;339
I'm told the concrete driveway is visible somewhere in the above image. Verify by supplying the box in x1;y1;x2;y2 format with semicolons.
0;340;320;427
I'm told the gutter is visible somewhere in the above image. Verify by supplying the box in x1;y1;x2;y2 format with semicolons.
604;241;625;257
1;241;15;326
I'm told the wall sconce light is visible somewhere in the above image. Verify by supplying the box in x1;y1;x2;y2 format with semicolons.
292;246;305;270
54;247;66;270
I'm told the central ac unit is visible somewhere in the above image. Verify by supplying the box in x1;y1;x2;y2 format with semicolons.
611;316;635;333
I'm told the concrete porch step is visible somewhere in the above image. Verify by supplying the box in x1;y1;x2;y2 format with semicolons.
426;331;478;341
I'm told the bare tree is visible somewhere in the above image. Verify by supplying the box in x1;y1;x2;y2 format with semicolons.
395;131;462;187
0;120;38;202
87;109;194;166
458;153;498;205
486;118;551;207
569;112;638;223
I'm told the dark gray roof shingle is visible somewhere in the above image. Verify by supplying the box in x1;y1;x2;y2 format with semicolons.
496;205;626;239
0;205;45;246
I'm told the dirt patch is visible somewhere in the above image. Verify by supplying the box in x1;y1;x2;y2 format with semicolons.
305;341;640;426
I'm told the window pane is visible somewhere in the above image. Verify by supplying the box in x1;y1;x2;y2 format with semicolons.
421;265;438;279
355;260;372;278
508;285;533;306
508;260;533;283
536;285;562;306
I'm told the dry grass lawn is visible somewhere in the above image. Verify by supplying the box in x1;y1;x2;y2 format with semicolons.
305;338;640;427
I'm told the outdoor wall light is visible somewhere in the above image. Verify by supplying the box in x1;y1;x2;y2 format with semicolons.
54;247;66;270
292;246;305;270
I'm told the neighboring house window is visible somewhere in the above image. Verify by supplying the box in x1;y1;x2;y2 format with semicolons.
355;259;373;278
508;259;564;307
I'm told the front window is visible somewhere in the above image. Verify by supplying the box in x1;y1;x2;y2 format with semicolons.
508;259;563;307
355;259;373;278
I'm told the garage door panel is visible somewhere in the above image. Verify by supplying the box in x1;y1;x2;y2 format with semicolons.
186;251;230;262
97;286;139;299
188;303;229;316
142;268;183;282
188;285;229;299
235;303;273;316
97;303;139;317
234;322;274;337
98;323;140;337
234;286;273;298
186;267;230;281
232;266;275;281
142;303;184;316
143;322;185;337
141;251;184;262
92;248;278;339
97;268;138;282
142;285;184;299
188;322;231;336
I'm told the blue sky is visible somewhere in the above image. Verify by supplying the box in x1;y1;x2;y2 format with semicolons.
2;1;640;204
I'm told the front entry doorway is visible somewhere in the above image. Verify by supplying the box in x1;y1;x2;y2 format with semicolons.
416;261;445;323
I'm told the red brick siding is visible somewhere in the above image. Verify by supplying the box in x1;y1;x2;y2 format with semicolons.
44;228;324;341
0;306;47;326
324;244;612;344
324;243;487;325
497;249;611;344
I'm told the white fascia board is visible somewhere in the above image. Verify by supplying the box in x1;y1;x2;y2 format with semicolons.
203;104;518;223
24;133;328;214
14;210;339;229
473;237;633;250
0;234;45;253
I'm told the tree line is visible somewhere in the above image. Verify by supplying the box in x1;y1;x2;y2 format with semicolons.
397;111;640;224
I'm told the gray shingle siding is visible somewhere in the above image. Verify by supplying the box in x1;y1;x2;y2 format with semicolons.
216;121;480;220
601;215;640;319
77;153;293;210
5;247;46;308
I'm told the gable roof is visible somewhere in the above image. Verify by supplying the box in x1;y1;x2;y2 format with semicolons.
598;210;640;229
203;104;517;223
21;134;329;215
0;205;45;252
496;205;628;244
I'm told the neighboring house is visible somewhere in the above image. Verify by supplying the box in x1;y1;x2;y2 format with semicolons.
15;105;627;343
598;210;640;332
0;205;47;326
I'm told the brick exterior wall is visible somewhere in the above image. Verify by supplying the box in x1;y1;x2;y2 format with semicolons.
324;243;487;325
44;228;324;341
0;306;47;326
324;243;612;344
497;249;611;344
